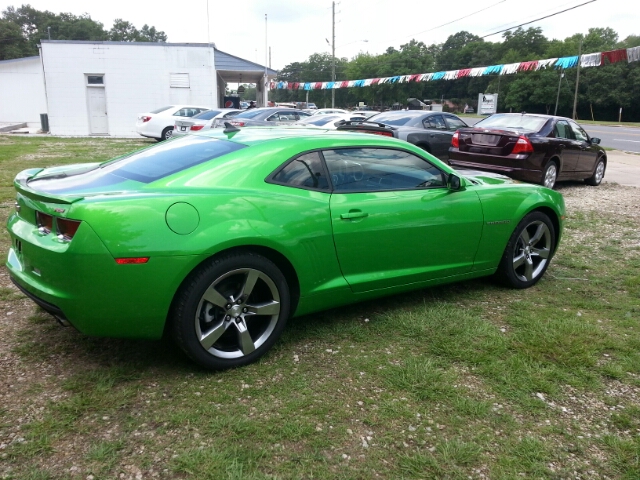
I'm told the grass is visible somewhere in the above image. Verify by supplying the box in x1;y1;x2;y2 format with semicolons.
0;136;639;478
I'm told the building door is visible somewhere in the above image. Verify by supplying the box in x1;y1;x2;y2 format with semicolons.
86;75;108;135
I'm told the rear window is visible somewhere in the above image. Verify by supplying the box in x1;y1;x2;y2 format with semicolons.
475;114;548;132
300;115;340;126
192;110;222;120
150;106;174;114
366;113;417;126
233;109;267;119
105;136;246;183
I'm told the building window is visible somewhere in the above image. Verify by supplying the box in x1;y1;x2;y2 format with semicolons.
87;75;104;85
170;73;190;88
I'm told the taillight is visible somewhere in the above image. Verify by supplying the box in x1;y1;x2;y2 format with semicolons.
56;218;81;242
141;116;152;123
512;135;534;154
451;131;460;148
36;211;53;234
115;257;150;265
230;121;245;127
190;125;204;131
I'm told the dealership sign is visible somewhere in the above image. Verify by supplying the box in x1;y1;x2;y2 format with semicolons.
478;93;498;115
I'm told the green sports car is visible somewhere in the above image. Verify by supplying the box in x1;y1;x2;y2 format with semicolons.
6;127;565;370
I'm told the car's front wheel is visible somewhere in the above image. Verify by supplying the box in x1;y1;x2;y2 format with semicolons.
496;211;556;289
172;252;291;370
585;156;606;186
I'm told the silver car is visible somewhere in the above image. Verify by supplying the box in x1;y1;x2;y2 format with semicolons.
228;107;312;127
174;108;242;136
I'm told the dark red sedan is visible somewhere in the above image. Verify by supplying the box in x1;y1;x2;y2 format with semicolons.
448;113;606;189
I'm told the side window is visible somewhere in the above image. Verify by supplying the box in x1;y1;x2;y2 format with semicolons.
554;120;573;139
270;152;329;191
569;121;589;142
323;148;445;192
173;108;188;117
267;114;279;122
277;111;297;121
444;116;467;131
424;115;447;130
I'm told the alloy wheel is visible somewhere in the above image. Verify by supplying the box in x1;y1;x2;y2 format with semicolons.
512;220;552;282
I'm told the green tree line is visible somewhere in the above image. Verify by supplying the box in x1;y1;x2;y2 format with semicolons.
0;4;167;60
271;27;640;122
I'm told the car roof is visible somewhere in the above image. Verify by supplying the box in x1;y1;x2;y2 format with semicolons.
196;126;407;147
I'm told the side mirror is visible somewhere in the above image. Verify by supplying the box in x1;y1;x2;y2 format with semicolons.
447;173;463;191
590;137;601;145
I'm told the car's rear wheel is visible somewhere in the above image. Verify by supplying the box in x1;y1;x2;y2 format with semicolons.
172;252;290;370
496;211;555;289
542;161;557;189
585;156;606;186
160;127;173;141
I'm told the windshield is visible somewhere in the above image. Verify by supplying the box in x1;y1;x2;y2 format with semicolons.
475;114;548;132
150;106;174;114
366;112;417;126
192;110;222;120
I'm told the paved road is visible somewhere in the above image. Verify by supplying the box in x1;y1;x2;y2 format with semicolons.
602;150;640;187
582;125;640;153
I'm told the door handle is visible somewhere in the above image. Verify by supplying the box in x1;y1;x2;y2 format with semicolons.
340;211;369;220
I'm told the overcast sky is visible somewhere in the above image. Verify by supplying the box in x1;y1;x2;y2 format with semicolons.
2;0;636;74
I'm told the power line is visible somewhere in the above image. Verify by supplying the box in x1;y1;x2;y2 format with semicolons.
479;0;597;38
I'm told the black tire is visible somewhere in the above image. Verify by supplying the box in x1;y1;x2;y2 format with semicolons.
585;156;606;186
495;211;556;289
160;127;173;141
171;252;291;370
541;161;557;189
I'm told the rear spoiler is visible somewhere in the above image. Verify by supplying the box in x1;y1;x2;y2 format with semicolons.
336;121;397;137
14;169;84;204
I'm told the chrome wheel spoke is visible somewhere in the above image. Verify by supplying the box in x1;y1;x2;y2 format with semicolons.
513;252;526;269
200;320;229;350
531;246;550;259
239;269;260;299
235;320;256;355
524;257;534;281
246;300;280;316
201;286;229;309
529;223;547;245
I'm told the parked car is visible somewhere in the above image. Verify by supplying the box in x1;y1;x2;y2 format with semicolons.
7;127;564;370
337;110;469;161
136;105;210;141
293;113;368;129
174;109;242;136
228;107;312;127
313;108;350;116
448;113;606;189
307;102;318;109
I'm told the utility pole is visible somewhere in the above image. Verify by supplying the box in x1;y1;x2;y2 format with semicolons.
269;46;271;69
555;69;563;115
331;1;336;108
572;37;583;120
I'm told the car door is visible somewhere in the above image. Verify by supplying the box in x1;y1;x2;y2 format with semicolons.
569;120;598;174
552;120;582;172
422;115;450;158
325;147;484;293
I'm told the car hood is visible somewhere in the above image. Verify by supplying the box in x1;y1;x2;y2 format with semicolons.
456;168;519;185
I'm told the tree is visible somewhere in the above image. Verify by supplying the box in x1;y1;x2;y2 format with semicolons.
0;19;30;59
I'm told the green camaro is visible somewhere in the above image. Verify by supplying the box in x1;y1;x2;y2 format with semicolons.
6;127;565;369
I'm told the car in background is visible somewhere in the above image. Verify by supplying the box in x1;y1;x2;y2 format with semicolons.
307;103;318;110
174;109;242;136
313;108;350;116
228;107;312;127
337;110;469;161
293;113;369;129
136;105;210;141
7;127;565;370
448;113;606;189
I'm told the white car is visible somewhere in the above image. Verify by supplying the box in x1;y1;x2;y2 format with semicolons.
173;108;242;136
312;108;349;116
293;112;368;129
136;105;210;141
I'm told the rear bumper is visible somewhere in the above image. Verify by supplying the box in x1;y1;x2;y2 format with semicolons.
449;151;542;183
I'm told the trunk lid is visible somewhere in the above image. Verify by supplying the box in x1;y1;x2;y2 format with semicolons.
456;127;528;156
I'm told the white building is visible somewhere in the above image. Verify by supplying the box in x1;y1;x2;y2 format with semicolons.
0;40;277;136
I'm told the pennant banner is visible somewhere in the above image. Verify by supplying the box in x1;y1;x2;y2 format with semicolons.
270;47;639;90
